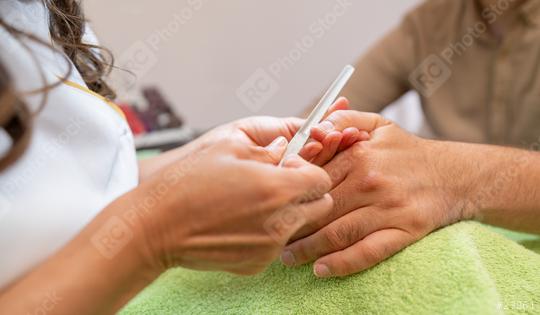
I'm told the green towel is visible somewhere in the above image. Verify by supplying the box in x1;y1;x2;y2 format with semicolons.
120;222;540;315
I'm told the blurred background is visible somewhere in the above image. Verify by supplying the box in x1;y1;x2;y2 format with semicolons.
84;0;421;148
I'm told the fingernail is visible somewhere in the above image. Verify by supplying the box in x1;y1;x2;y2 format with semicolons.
280;251;296;267
314;264;331;278
317;121;334;133
268;136;288;149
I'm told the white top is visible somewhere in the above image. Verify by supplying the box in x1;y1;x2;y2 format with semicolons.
0;0;139;287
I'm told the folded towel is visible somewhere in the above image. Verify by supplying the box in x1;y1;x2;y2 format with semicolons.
120;222;540;314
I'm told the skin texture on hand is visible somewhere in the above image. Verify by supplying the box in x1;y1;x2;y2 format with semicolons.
282;111;474;278
143;139;335;275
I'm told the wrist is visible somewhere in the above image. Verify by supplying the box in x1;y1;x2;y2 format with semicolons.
431;141;520;224
461;144;537;228
426;140;482;223
100;184;172;277
127;169;194;272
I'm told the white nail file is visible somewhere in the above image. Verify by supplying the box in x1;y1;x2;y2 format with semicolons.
279;64;355;166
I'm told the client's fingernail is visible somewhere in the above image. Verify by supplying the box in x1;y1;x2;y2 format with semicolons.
268;136;288;149
314;264;331;278
318;121;334;133
280;251;296;266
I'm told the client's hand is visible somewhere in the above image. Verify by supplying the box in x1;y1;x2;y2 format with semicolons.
305;97;370;166
282;111;469;277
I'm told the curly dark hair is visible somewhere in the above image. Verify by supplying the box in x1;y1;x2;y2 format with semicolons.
0;0;115;170
45;0;115;99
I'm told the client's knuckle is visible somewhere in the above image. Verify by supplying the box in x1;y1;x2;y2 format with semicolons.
356;171;384;193
326;110;349;128
351;142;371;162
381;185;406;208
408;213;431;233
330;191;348;215
324;227;352;249
362;243;384;266
326;163;347;184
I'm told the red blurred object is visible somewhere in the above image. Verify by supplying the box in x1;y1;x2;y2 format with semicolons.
119;104;147;135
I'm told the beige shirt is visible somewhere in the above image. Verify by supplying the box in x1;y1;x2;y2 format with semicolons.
342;0;540;147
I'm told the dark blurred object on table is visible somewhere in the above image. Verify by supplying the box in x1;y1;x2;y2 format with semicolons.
118;86;197;151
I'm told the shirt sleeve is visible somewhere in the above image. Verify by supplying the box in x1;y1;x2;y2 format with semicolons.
341;14;419;113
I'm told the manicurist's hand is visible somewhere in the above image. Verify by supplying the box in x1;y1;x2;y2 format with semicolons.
138;138;334;275
281;111;480;277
